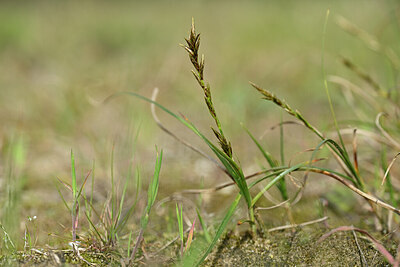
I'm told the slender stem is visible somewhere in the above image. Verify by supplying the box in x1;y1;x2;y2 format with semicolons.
249;207;256;233
130;228;144;264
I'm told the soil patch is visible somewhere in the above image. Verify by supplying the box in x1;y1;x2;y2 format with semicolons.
205;228;395;266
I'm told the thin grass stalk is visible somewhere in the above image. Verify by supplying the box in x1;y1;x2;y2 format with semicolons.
242;124;278;169
381;150;398;206
71;150;78;242
0;224;16;252
196;208;211;243
84;211;106;244
311;139;360;187
116;168;141;233
130;149;163;263
243;123;288;199
250;82;323;139
55;181;71;213
195;194;241;266
89;160;95;222
110;144;115;244
114;171;130;231
322;9;347;155
376;112;400;150
251;163;306;206
278;111;288;200
127;231;133;259
67;151;91;244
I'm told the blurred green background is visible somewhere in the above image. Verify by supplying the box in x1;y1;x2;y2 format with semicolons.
0;0;399;248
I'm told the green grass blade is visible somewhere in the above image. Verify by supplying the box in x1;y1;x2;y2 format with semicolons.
381;149;397;206
54;180;71;213
312;139;359;186
84;211;106;244
242;124;278;168
110;145;115;226
76;171;91;200
115;168;141;232
80;194;109;233
89;160;95;220
0;223;16;252
131;150;163;262
248;170;287;189
148;148;163;208
280;111;285;165
71;150;77;200
196;208;211;243
176;203;184;252
115;123;141;230
127;231;133;258
196;194;241;266
114;172;130;230
140;149;163;229
251;163;306;206
242;123;287;200
247;163;351;191
278;112;288;200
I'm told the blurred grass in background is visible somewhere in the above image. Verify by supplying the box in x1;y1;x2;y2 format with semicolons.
0;0;399;249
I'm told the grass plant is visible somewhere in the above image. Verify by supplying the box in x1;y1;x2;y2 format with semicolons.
57;150;91;244
23;216;38;253
0;224;15;254
1;135;26;253
181;15;400;263
249;10;400;232
116;18;400;265
2;2;400;265
176;203;184;258
181;20;254;229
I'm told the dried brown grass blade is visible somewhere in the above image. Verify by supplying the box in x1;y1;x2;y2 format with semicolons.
352;229;368;267
382;152;400;186
308;168;400;215
255;199;289;211
267;216;328;232
333;128;389;147
260;120;302;140
181;170;265;194
328;75;378;107
375;112;400;150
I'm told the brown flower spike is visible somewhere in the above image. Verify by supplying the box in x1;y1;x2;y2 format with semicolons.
181;19;232;158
